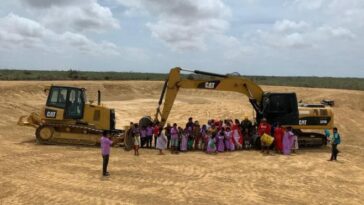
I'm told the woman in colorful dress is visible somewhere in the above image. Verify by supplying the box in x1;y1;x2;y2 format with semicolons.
225;126;234;151
274;123;284;153
282;127;295;155
206;134;217;154
217;128;225;152
156;129;168;155
231;119;243;150
180;128;189;152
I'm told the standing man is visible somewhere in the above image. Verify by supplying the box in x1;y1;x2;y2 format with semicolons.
329;127;341;161
185;117;194;130
100;130;113;176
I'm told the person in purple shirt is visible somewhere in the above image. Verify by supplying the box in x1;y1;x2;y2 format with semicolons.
100;130;113;176
146;124;153;148
140;125;147;148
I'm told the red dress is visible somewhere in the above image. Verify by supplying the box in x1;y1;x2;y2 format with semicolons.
258;122;271;136
274;127;284;152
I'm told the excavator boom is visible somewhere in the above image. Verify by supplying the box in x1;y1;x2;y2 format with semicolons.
155;67;264;126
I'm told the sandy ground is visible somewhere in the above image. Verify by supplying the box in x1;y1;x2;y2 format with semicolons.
0;81;363;205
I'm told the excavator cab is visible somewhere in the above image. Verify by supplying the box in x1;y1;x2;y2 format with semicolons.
46;86;86;120
261;93;299;126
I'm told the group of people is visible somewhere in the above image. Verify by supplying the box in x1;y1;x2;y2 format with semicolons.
127;117;303;156
100;117;341;176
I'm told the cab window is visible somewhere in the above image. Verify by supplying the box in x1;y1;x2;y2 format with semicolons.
267;95;293;113
47;87;68;108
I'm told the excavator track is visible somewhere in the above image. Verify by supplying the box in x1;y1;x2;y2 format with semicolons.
294;129;326;147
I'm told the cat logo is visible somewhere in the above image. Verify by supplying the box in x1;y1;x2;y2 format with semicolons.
45;109;57;118
205;82;215;89
198;80;220;89
299;120;307;125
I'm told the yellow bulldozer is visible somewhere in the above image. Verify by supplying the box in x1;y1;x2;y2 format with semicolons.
18;85;125;145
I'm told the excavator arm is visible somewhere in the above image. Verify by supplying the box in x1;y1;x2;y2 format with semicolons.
154;67;264;127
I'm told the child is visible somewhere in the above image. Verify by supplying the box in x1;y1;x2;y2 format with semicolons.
324;128;331;145
329;127;341;161
243;127;251;149
180;128;188;152
292;134;299;153
133;124;141;156
200;124;208;150
170;123;179;154
156;129;168;155
206;134;217;154
225;127;234;151
217;128;225;152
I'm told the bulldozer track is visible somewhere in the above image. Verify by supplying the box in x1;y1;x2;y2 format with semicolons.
35;123;124;146
46;123;103;134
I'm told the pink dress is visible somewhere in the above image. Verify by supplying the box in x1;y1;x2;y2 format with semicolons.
283;131;294;155
217;133;225;152
180;133;188;151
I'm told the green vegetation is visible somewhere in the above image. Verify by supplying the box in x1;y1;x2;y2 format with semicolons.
0;69;363;91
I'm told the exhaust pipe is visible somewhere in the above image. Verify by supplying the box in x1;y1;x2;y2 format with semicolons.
97;90;101;105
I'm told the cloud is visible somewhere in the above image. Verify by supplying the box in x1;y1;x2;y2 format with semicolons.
0;13;119;55
0;13;53;50
247;14;357;49
290;0;326;10
20;0;120;33
256;30;311;49
21;0;85;8
117;0;231;50
274;20;310;32
317;26;356;39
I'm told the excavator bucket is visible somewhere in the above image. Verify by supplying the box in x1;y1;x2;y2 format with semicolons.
17;112;41;128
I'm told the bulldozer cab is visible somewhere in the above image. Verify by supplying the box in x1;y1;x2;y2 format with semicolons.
46;86;86;119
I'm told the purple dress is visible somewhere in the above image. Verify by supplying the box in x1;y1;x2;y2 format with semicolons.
225;131;234;151
217;134;225;152
283;131;294;155
180;133;188;151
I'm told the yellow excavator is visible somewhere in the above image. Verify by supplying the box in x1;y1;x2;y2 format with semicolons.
152;67;334;146
18;85;124;145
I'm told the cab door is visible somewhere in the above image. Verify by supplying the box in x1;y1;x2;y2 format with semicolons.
64;88;85;119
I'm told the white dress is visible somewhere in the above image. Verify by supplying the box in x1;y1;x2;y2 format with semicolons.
156;132;168;150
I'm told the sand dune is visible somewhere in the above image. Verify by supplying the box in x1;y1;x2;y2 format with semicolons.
0;81;363;205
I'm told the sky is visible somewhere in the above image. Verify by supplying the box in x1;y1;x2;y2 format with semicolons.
0;0;363;77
